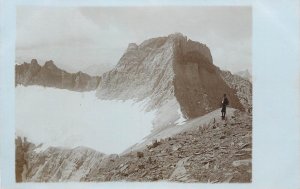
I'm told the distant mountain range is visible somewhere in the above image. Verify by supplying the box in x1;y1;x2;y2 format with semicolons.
15;59;101;91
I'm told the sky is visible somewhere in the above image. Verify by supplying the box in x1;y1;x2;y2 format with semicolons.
16;6;252;75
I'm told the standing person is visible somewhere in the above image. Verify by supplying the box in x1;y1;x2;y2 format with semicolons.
221;94;229;120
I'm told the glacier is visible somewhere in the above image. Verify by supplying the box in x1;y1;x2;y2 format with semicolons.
15;86;156;154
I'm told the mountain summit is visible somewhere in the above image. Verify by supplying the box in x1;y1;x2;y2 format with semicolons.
96;33;246;126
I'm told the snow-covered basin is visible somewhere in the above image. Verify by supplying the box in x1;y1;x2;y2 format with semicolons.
15;86;157;154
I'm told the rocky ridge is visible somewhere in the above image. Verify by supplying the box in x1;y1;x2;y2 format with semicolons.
15;59;101;91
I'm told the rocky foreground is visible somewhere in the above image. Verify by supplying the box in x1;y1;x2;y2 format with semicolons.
84;110;252;183
16;110;251;183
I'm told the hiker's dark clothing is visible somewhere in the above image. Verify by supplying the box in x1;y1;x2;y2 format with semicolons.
221;97;229;113
221;97;229;120
221;106;226;113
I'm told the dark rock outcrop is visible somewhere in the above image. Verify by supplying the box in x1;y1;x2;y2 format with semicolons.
172;35;244;118
15;59;101;91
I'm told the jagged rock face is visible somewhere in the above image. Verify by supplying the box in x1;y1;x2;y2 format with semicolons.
15;59;101;92
218;69;252;113
97;36;175;111
96;33;244;119
16;138;106;182
15;59;41;87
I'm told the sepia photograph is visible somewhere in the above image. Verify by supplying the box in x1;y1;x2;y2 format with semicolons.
14;6;252;183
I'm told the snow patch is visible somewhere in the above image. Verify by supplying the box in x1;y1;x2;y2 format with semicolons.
33;143;48;153
15;86;156;154
175;108;186;125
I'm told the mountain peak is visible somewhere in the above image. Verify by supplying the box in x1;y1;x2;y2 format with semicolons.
97;34;245;125
127;43;138;51
167;32;186;39
30;59;39;65
43;60;57;69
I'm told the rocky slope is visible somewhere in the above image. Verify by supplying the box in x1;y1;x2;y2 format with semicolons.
96;33;245;125
218;69;252;113
15;59;101;91
16;110;251;183
124;108;236;153
86;110;252;183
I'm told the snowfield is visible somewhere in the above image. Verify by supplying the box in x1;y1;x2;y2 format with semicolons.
15;86;156;154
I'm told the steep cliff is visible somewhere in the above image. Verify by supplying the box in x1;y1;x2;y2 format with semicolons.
15;59;101;91
96;33;244;121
